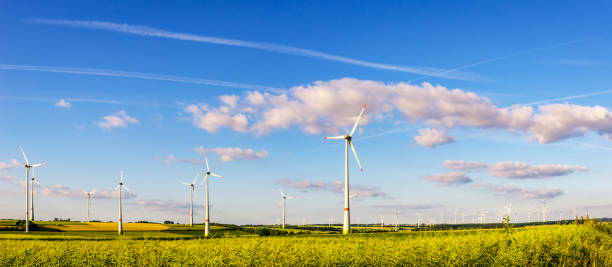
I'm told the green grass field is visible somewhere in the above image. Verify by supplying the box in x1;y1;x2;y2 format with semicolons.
0;221;610;266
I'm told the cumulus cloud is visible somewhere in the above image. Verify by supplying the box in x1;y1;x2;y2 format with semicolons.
55;99;71;108
0;175;16;181
160;154;200;165
182;78;612;145
372;203;444;210
127;199;200;212
478;184;563;199
193;146;268;162
489;161;588;179
425;172;473;186
276;179;392;199
40;184;136;199
97;110;139;130
444;160;487;171
0;159;21;171
414;128;456;148
530;104;612;143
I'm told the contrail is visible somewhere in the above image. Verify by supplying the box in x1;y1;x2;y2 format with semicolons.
523;89;612;106
0;64;279;92
0;95;122;104
409;34;608;83
25;19;484;81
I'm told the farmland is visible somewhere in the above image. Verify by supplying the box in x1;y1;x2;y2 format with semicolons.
0;221;610;266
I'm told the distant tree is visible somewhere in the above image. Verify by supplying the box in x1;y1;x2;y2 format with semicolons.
163;220;175;225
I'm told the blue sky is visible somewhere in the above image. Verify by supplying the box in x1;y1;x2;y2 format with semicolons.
1;1;612;225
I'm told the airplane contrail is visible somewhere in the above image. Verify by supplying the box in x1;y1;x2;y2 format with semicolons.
409;34;608;83
0;64;280;92
0;95;122;104
522;89;612;106
24;19;484;81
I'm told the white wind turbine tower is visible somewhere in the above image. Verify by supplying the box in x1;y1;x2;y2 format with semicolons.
278;188;295;229
82;188;96;222
200;156;224;237
19;146;46;233
116;170;131;235
392;209;400;231
324;104;367;235
504;203;512;221
182;172;200;227
542;205;547;223
454;208;458;224
30;168;42;221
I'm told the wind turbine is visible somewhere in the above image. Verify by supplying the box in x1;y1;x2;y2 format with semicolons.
392;209;400;231
324;104;366;234
19;146;46;233
116;170;131;235
82;188;96;222
30;168;41;221
504;203;512;222
182;172;200;227
200;156;224;237
278;188;295;229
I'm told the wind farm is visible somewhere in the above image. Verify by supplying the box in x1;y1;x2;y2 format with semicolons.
2;1;612;266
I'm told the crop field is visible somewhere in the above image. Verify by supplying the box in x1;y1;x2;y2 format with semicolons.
0;223;610;266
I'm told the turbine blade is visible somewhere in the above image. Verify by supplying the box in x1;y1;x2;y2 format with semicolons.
349;104;367;136
210;173;223;178
114;185;120;191
205;157;210;172
192;172;200;185
32;179;40;185
200;174;209;186
120;169;124;183
91;188;96;195
122;185;131;192
349;141;363;172
287;196;295;199
31;162;46;168
324;135;345;140
82;190;88;195
19;146;29;165
182;182;191;186
278;188;284;196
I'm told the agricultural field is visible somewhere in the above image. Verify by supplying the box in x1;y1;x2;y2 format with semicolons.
0;221;610;266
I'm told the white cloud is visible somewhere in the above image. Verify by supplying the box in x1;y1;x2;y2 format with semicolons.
0;159;21;171
127;199;200;212
444;160;487;171
97;110;139;130
181;78;612;145
478;184;563;199
373;203;443;210
55;98;71;108
40;184;137;199
193;146;268;162
0;175;16;181
530;104;612;143
414;128;456;148
184;104;248;133
425;172;473;186
489;161;588;179
160;155;200;165
276;179;392;199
